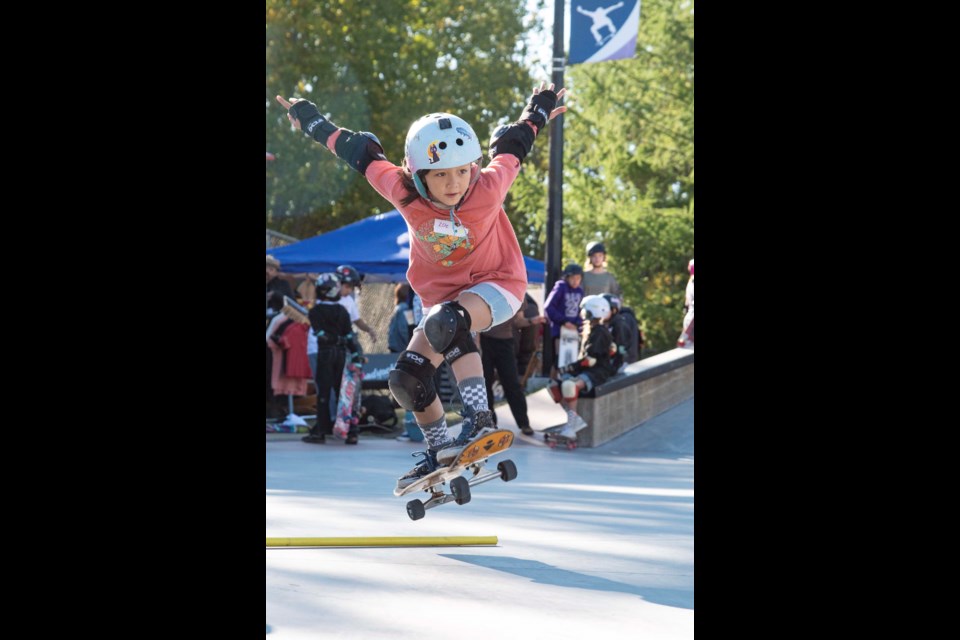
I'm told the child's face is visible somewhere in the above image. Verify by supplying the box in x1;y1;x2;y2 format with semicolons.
424;163;473;206
589;252;605;267
566;274;582;288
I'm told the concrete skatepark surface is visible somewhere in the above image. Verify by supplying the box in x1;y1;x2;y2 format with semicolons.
266;396;694;638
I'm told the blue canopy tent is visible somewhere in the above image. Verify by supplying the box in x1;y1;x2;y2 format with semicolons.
267;209;545;283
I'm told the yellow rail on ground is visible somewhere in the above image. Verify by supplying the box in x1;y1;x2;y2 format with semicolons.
266;536;498;548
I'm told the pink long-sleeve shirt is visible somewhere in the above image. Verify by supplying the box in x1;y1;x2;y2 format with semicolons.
326;130;528;309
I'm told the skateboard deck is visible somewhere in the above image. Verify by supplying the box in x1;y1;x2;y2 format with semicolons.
541;424;580;450
558;326;580;368
394;429;518;520
333;357;363;438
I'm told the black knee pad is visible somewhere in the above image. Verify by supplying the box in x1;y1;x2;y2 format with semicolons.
423;301;472;352
441;328;479;365
388;350;437;412
423;301;479;364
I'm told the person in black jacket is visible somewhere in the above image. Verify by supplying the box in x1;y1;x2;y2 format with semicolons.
603;293;642;368
547;295;622;440
303;272;363;445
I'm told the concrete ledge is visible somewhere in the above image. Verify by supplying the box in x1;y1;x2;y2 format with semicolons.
576;348;694;447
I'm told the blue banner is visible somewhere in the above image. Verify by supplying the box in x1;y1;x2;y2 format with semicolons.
568;1;641;65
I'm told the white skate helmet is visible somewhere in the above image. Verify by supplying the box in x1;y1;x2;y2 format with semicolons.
404;113;483;199
580;294;611;321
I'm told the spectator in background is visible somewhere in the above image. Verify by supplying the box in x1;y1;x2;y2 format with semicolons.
481;298;545;436
296;273;320;306
296;273;321;380
548;295;622;440
388;283;416;353
678;259;694;348
543;263;584;369
603;293;642;369
266;255;295;315
335;265;377;344
581;241;622;297
304;272;363;445
515;292;542;377
266;255;296;420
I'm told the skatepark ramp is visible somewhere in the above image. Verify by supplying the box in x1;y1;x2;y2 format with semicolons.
575;348;694;447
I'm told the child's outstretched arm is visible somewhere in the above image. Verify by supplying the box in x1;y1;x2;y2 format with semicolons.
489;82;568;164
275;95;387;176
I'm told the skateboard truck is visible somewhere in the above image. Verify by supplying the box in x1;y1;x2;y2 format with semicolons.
405;459;518;521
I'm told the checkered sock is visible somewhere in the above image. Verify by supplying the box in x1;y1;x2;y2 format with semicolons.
457;377;489;416
418;415;452;450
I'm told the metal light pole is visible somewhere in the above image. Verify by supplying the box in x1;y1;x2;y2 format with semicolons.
542;0;565;376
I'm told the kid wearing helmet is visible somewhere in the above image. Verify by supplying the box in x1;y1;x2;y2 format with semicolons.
277;82;567;488
335;264;377;342
547;294;622;440
543;262;585;368
602;293;643;367
303;272;364;445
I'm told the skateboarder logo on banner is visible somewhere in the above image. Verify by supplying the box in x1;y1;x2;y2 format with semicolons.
576;2;625;46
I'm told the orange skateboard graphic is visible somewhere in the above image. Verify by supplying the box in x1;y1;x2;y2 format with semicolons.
394;429;517;521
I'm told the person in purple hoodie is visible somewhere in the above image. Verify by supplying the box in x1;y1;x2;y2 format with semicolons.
543;263;584;370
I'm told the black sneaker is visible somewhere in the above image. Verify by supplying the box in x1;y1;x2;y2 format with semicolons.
345;433;359;445
438;411;496;465
396;449;442;490
520;425;534;436
302;433;326;444
453;410;496;445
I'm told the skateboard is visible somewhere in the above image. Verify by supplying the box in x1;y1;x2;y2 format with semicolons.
541;424;580;450
333;355;364;439
558;326;580;369
394;429;518;520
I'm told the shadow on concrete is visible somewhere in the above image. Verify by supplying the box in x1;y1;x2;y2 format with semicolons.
441;554;693;610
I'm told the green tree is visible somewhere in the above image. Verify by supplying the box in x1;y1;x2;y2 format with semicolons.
507;0;694;353
266;0;540;239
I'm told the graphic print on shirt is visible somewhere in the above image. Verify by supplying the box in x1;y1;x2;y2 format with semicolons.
414;217;475;267
565;292;583;319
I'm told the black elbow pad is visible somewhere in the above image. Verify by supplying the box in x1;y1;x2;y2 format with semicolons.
489;122;536;163
333;129;387;176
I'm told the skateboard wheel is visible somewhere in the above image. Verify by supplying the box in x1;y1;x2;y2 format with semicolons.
406;499;426;520
498;459;518;481
450;476;471;505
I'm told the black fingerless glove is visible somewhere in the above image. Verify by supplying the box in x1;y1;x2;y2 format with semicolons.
289;100;339;146
520;90;559;130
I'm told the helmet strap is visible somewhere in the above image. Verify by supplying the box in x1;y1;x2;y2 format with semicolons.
412;172;430;200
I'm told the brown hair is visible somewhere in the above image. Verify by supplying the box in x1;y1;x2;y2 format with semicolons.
398;162;424;207
394;283;411;305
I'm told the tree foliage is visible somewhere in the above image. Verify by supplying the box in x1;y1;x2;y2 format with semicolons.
266;0;694;355
266;0;539;238
508;0;694;353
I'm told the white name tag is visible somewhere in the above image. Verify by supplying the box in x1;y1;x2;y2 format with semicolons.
434;219;468;238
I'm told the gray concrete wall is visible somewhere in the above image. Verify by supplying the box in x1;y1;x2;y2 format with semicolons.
576;348;695;447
